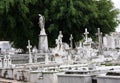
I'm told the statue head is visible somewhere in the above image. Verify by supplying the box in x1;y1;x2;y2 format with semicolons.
38;14;42;17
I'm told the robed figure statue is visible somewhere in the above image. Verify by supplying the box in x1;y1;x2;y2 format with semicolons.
38;14;46;35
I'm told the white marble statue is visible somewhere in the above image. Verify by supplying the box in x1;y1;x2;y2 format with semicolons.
38;14;48;53
52;31;70;63
38;14;46;35
56;31;63;50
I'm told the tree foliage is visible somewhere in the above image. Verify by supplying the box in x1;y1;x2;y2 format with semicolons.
0;0;37;51
0;0;119;50
43;0;120;46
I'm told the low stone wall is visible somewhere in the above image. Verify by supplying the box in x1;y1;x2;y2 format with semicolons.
97;76;120;83
30;71;58;83
58;74;92;83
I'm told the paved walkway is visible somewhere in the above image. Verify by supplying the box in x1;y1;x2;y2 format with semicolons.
0;78;28;83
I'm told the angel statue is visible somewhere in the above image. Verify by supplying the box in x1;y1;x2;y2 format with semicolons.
38;14;46;35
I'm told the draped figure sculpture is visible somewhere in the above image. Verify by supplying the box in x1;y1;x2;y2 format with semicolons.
38;14;46;35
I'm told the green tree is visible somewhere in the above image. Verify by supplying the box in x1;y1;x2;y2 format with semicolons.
42;0;120;46
0;0;119;50
0;0;37;51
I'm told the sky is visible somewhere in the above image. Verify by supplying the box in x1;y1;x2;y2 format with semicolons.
112;0;120;32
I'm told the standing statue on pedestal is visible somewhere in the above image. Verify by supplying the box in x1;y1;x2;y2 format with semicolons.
38;14;46;35
38;14;48;53
56;31;63;50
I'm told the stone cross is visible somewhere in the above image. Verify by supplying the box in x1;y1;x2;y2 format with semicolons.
96;28;102;36
96;28;102;54
27;40;32;63
69;34;73;49
84;28;89;42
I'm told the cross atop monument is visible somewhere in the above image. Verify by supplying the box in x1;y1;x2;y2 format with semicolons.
84;28;89;42
96;28;103;55
27;40;32;63
96;28;102;36
69;34;73;49
27;40;32;51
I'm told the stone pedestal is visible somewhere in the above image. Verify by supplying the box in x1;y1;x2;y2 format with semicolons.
30;71;58;83
38;34;48;53
38;14;49;53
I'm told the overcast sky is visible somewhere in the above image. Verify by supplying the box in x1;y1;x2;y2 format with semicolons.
112;0;120;32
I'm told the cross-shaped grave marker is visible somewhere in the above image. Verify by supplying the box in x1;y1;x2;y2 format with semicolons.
27;40;32;63
84;28;89;42
96;28;102;54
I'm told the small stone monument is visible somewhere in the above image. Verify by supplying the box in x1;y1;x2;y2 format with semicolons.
7;54;12;67
45;53;49;64
0;57;2;68
32;46;38;63
111;34;115;49
69;34;73;49
32;46;38;53
96;28;103;54
27;40;32;63
3;55;8;68
38;14;48;53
